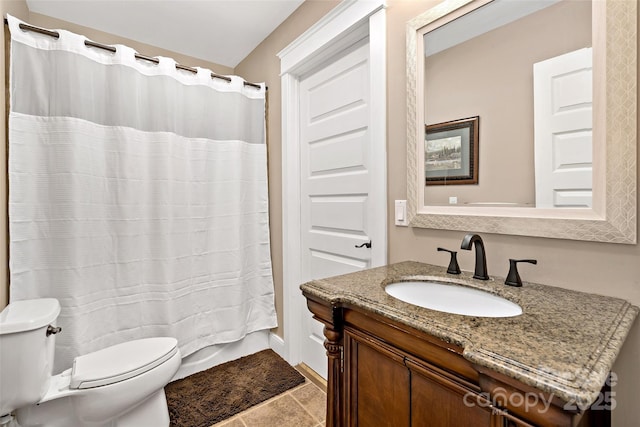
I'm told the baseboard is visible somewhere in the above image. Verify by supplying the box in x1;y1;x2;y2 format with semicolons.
296;362;328;393
269;331;287;360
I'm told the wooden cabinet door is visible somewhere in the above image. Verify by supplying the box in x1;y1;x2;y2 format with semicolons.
344;328;499;427
407;359;499;427
345;329;410;426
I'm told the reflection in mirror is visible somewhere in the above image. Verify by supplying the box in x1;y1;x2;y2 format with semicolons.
422;0;592;208
425;116;479;186
406;0;637;243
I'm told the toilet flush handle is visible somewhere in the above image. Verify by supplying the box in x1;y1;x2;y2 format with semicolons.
46;325;62;336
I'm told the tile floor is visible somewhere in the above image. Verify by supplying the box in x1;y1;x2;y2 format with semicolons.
211;368;327;427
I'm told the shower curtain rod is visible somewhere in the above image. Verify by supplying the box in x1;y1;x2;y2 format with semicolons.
4;19;265;90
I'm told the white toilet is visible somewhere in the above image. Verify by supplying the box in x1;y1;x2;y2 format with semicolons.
0;298;182;427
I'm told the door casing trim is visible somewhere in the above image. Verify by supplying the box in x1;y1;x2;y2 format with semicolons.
278;0;387;366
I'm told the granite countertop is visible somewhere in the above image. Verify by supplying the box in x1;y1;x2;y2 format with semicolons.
300;261;639;408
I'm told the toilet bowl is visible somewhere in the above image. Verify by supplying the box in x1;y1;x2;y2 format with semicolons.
0;299;181;427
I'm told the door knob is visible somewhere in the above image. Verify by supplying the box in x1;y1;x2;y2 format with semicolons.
355;240;372;248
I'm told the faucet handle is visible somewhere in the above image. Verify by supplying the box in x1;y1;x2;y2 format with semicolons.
505;259;537;287
437;247;461;275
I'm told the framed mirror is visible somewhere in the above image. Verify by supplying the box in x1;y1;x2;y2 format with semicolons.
406;0;637;243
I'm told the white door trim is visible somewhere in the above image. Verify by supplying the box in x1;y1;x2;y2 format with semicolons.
278;0;387;365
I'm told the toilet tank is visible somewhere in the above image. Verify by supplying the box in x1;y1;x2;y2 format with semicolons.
0;298;61;416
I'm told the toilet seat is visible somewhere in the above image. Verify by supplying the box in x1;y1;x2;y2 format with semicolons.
70;337;178;389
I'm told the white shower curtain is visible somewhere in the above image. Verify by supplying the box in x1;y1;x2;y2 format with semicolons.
7;15;277;373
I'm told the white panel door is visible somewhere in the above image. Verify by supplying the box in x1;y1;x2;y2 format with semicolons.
298;41;380;378
534;48;593;208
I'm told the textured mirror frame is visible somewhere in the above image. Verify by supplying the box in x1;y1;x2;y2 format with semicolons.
406;0;637;244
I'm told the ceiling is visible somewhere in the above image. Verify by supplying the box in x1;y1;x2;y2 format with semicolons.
25;0;306;68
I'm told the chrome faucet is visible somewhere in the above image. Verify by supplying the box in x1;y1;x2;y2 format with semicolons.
460;233;489;280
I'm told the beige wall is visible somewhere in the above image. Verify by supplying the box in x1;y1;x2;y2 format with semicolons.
27;13;233;75
424;0;591;206
0;0;29;308
234;0;341;337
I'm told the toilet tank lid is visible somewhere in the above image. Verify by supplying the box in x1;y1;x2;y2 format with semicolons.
0;298;61;335
70;337;179;389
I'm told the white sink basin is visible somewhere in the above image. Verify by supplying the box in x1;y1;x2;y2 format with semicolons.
385;281;522;318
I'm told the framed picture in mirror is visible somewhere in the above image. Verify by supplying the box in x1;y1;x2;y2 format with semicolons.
425;116;479;185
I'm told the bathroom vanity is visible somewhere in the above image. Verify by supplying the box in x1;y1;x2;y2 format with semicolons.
300;261;638;427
